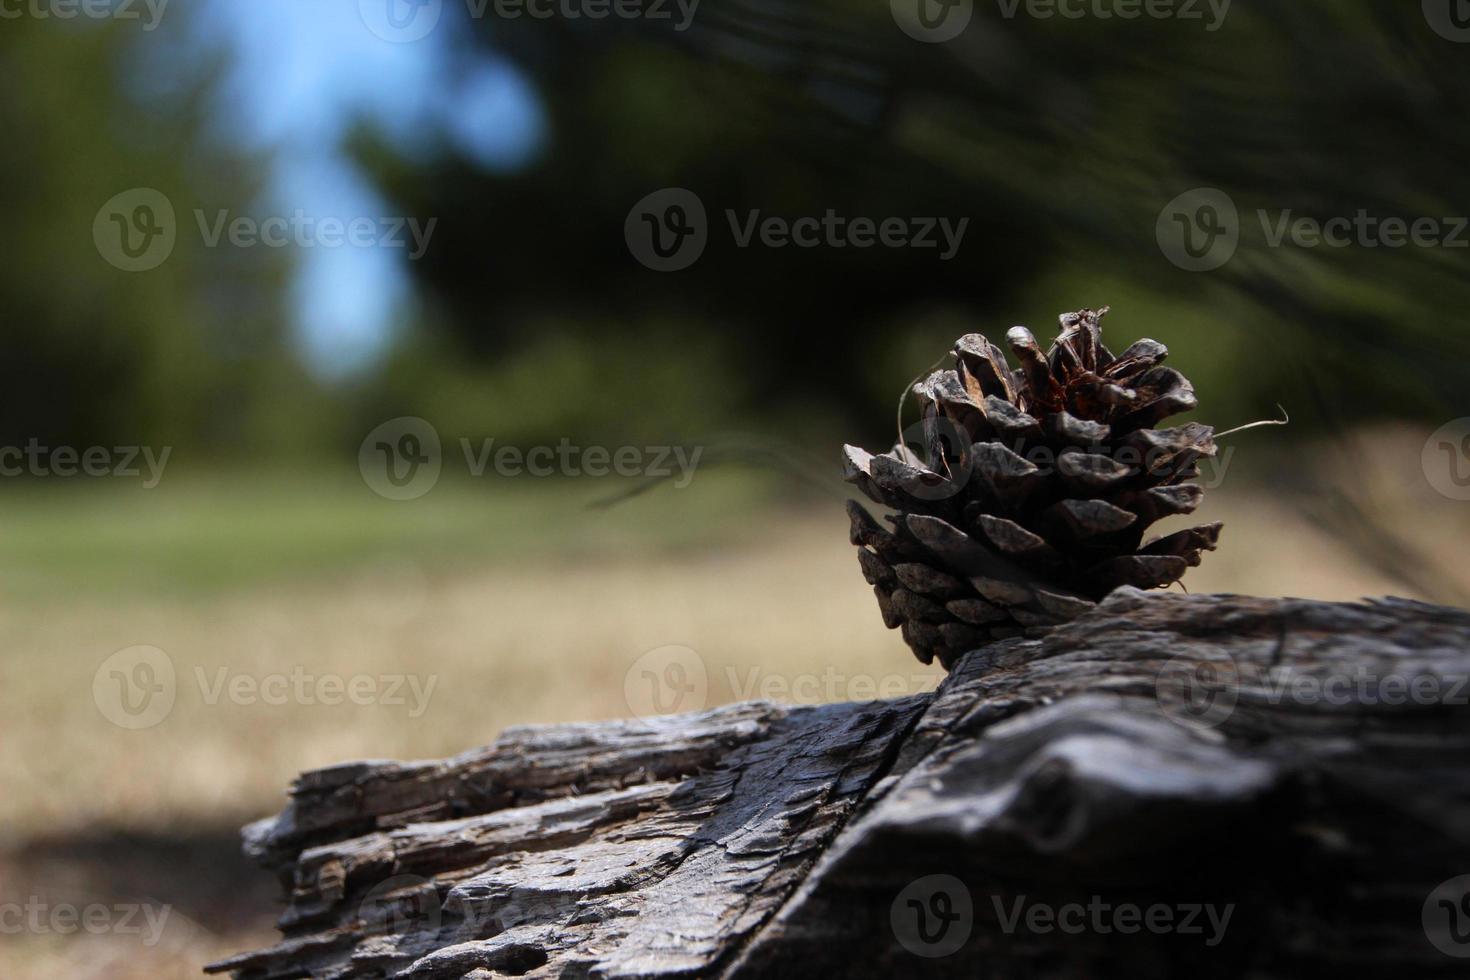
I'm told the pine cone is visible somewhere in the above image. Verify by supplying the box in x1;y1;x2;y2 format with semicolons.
844;307;1222;670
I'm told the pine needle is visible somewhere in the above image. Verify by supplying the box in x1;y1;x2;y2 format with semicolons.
1216;404;1290;440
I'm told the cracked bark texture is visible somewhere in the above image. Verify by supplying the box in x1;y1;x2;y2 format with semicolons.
211;588;1470;979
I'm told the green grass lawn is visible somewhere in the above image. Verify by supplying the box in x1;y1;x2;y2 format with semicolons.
0;465;787;597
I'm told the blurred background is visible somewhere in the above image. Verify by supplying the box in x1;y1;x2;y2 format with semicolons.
2;1;1468;975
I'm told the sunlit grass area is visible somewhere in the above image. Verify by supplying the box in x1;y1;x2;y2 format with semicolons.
0;464;782;598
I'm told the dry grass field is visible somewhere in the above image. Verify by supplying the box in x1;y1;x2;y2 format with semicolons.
2;428;1466;978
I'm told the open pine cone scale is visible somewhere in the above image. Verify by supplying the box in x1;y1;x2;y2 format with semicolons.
844;307;1222;670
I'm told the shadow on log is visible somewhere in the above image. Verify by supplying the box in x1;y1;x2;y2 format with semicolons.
209;588;1470;978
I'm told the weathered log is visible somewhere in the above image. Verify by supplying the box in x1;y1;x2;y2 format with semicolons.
209;589;1470;978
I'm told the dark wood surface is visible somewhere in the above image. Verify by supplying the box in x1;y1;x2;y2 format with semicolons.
210;588;1470;978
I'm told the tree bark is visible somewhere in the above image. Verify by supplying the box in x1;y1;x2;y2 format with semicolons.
208;588;1470;978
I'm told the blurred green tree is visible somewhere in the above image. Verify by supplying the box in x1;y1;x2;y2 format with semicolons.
0;14;312;457
356;1;1469;448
